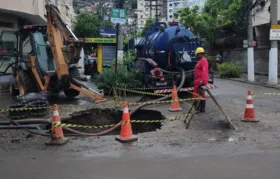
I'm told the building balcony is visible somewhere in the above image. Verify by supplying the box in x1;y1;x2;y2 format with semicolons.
0;0;46;25
0;0;75;30
252;0;280;27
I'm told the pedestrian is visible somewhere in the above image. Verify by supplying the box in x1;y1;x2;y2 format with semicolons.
193;47;209;112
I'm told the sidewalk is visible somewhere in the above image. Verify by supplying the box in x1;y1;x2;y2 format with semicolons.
214;73;280;90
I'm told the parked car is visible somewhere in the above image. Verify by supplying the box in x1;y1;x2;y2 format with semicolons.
84;55;97;75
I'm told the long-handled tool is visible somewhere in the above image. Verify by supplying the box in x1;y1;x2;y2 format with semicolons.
184;86;235;130
184;100;200;129
205;88;235;129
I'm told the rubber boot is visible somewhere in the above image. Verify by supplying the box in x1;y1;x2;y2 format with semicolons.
193;100;200;112
200;100;206;113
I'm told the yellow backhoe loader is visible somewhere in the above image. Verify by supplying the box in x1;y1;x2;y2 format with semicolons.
9;2;104;103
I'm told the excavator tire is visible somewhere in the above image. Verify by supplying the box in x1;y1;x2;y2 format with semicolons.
8;103;28;120
18;70;38;96
26;100;49;117
64;67;80;98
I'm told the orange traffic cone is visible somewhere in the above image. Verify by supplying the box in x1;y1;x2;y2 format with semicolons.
168;85;182;112
116;101;138;143
46;104;69;146
242;90;258;122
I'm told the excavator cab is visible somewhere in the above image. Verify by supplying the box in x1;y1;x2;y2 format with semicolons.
20;25;56;76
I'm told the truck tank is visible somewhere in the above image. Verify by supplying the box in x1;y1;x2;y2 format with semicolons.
133;22;204;88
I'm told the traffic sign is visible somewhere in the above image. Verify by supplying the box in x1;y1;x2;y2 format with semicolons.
110;8;127;24
270;24;280;40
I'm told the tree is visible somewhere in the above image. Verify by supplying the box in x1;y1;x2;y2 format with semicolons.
174;0;247;45
73;12;113;38
140;18;156;36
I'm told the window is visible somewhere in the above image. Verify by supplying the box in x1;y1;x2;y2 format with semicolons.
55;0;58;7
169;3;172;6
140;21;144;25
140;2;143;6
0;31;17;56
169;9;172;12
140;15;143;18
0;21;14;28
145;1;149;5
169;15;173;18
22;36;32;56
33;32;55;71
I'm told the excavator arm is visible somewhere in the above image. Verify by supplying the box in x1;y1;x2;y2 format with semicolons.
45;2;104;103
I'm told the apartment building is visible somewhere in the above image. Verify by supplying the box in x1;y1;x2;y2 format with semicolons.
136;0;167;29
252;0;280;47
167;0;189;21
167;0;206;21
0;0;75;31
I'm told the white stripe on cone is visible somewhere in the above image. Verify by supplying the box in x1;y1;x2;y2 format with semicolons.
246;104;254;109
247;95;253;100
53;110;59;116
123;108;129;113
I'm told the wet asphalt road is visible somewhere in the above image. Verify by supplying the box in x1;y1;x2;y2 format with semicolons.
1;149;280;179
0;78;280;179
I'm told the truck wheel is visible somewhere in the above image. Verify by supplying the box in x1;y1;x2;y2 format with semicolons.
18;70;38;96
9;79;19;96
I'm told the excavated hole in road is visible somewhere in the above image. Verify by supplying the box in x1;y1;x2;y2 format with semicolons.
63;108;164;135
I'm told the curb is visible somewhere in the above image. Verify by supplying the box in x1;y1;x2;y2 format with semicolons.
215;77;280;90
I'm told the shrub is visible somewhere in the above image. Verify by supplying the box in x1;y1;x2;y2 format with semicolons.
217;62;241;78
207;56;217;62
96;65;142;91
123;50;136;65
207;56;218;70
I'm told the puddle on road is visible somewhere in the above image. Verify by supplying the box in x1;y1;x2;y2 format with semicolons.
61;108;164;135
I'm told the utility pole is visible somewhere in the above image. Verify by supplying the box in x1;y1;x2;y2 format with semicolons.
247;0;255;82
150;0;152;18
269;0;278;85
115;0;124;75
155;0;158;21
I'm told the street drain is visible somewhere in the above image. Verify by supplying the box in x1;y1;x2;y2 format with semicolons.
63;108;164;135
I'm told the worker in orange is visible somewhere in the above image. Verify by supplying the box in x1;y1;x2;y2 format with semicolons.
193;47;209;112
